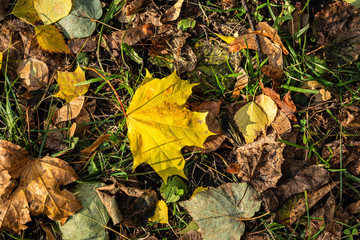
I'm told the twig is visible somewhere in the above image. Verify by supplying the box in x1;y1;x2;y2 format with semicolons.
241;0;262;61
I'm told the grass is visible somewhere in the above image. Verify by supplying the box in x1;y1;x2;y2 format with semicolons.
1;0;360;239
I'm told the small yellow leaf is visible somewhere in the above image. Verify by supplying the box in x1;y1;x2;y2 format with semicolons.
0;52;3;70
255;94;278;126
234;102;268;143
190;187;208;199
126;71;214;182
149;200;168;224
34;0;72;24
214;33;236;44
35;25;71;54
12;0;41;24
54;66;89;103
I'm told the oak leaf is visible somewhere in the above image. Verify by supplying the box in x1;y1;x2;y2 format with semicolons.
126;71;214;182
0;140;82;233
54;66;89;103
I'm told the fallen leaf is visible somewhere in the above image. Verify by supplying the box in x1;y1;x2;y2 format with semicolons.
253;22;289;55
231;133;285;193
278;182;337;225
44;123;67;151
149;200;168;224
124;0;144;16
57;0;103;39
34;0;72;24
79;134;111;162
11;0;41;24
53;96;85;125
190;187;208;199
231;68;248;98
261;65;284;89
35;25;71;54
54;65;89;103
301;80;332;102
181;231;202;240
347;199;360;214
126;71;214;182
17;58;49;91
271;110;292;135
59;183;110;240
255;94;278;126
0;0;9;21
68;36;98;54
229;34;283;68
286;2;309;37
40;223;56;240
215;33;236;44
262;164;329;212
108;24;154;48
234;101;268;143
161;0;184;23
180;183;261;240
0;140;82;232
96;183;157;227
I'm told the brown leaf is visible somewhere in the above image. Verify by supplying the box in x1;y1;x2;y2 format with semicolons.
108;24;154;48
181;231;202;240
0;0;9;21
229;34;283;68
80;134;111;162
231;68;248;99
271;110;292;135
261;65;284;89
0;140;82;232
125;0;144;16
347;199;360;214
52;96;85;125
253;22;289;55
231;133;285;193
262;164;329;212
44;123;67;151
17;58;49;91
161;0;184;23
96;183;157;227
68;36;98;54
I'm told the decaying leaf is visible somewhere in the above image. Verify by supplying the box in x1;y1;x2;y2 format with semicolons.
52;96;85;125
231;133;285;193
253;22;289;55
180;183;261;240
161;0;184;23
59;183;110;240
261;65;284;89
181;231;202;240
54;65;89;103
44;122;67;151
124;0;144;16
271;110;292;135
0;140;82;232
34;0;72;24
126;71;214;182
149;200;168;224
57;0;103;39
17;58;49;91
11;0;41;24
231;68;248;98
96;183;157;227
79;134;111;162
35;25;71;54
301;80;332;102
0;0;9;21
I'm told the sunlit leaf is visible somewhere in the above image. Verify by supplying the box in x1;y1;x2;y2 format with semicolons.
149;200;168;224
34;0;72;24
35;25;71;54
11;0;41;24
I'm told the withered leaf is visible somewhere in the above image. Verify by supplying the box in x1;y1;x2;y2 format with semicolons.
271;110;292;135
231;68;248;99
253;22;289;55
52;96;85;125
0;140;82;232
261;65;284;89
161;0;184;23
0;0;9;21
231;133;285;193
17;58;49;91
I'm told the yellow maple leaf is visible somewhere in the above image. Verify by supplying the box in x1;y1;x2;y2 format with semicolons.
149;200;168;224
126;71;214;182
234;101;268;143
35;25;71;54
34;0;72;25
54;66;89;103
11;0;41;24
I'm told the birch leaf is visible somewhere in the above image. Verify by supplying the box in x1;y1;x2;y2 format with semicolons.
126;71;214;182
12;0;41;24
34;0;72;24
35;25;71;54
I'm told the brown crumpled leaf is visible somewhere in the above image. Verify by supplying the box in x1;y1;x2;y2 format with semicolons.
96;183;157;227
261;65;284;90
52;96;85;125
231;67;248;99
271;110;292;135
230;133;285;193
0;0;9;21
68;36;98;54
80;134;111;162
181;231;202;240
17;58;49;91
277;182;337;225
229;34;283;68
45;122;67;151
124;0;145;16
262;164;329;212
161;0;184;23
0;140;82;232
347;199;360;214
313;1;360;66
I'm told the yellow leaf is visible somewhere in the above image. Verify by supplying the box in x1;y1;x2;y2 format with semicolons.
214;33;236;44
149;200;168;224
34;0;72;24
54;66;89;103
12;0;41;24
190;187;208;199
35;25;71;54
126;71;214;182
234;101;268;143
255;94;278;126
0;52;2;70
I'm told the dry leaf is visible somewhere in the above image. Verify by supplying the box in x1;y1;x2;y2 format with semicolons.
79;134;111;162
35;25;71;54
255;94;278;126
53;96;85;125
231;133;285;192
34;0;72;25
231;68;248;98
161;0;184;23
234;101;268;143
271;110;292;135
261;65;284;89
302;80;332;102
108;24;154;48
44;123;67;151
17;58;49;91
149;200;168;223
0;140;82;232
54;65;89;103
253;22;289;55
181;231;202;240
124;0;144;16
347;199;360;214
0;0;9;21
126;71;214;182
